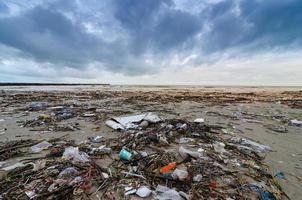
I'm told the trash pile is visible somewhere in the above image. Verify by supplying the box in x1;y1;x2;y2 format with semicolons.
0;113;287;200
16;100;132;133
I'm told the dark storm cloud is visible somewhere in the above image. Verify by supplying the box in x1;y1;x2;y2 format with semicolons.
0;6;105;67
202;0;302;53
0;0;302;77
114;0;172;30
152;10;201;51
113;0;201;54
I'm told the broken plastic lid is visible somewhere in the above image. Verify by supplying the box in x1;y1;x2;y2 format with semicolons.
106;112;161;130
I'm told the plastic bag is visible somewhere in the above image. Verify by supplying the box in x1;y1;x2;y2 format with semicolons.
31;141;52;153
62;147;89;163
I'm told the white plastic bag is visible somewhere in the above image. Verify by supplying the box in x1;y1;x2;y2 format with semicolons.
31;141;52;153
62;147;89;163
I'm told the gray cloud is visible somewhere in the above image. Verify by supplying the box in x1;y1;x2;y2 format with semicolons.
0;5;105;67
0;0;302;80
113;0;201;55
202;0;302;53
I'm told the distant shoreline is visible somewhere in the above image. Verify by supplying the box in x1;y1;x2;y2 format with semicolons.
0;83;301;88
0;83;110;86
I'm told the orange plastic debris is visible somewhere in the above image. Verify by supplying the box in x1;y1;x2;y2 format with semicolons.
159;162;176;173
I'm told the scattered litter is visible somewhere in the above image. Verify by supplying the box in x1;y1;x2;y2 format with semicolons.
90;135;104;143
0;86;297;200
82;113;95;117
1;162;25;171
275;171;285;180
69;176;82;185
102;172;109;179
62;147;89;163
125;186;137;195
25;190;36;199
171;168;189;181
160;162;176;173
28;102;48;111
0;128;7;134
106;112;161;130
193;174;203;182
32;160;46;171
31;141;52;153
262;191;277;200
230;137;271;153
119;149;132;161
179;146;202;159
213;141;227;154
155;185;183;200
105;119;124;130
179;137;195;144
90;145;112;155
58;167;78;178
0;117;286;199
265;125;288;133
194;118;205;123
122;171;146;180
222;128;235;135
179;191;190;200
0;161;6;168
290;119;302;126
136;186;152;198
139;120;149;128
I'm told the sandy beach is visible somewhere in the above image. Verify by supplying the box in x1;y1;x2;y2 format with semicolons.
0;85;301;199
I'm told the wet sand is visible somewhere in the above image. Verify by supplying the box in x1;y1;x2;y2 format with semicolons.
0;85;301;199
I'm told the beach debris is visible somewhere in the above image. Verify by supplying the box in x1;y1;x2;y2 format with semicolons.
0;161;6;168
265;125;288;133
139;120;149;128
179;146;202;159
160;162;177;173
0;117;286;199
136;186;152;198
25;190;36;199
193;174;203;182
213;141;227;154
262;191;277;200
58;167;78;178
28;102;48;111
106;112;161;130
125;186;137;195
90;145;112;155
89;135;104;143
155;185;183;200
62;147;89;163
0;128;6;135
179;137;195;144
194;118;205;123
119;149;132;160
32;160;46;171
275;171;286;180
290;119;302;126
1;162;25;171
230;137;271;153
31;141;52;153
222;128;235;135
171;168;189;181
179;191;190;200
82;113;95;117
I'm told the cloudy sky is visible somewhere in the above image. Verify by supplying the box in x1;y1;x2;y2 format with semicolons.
0;0;301;85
